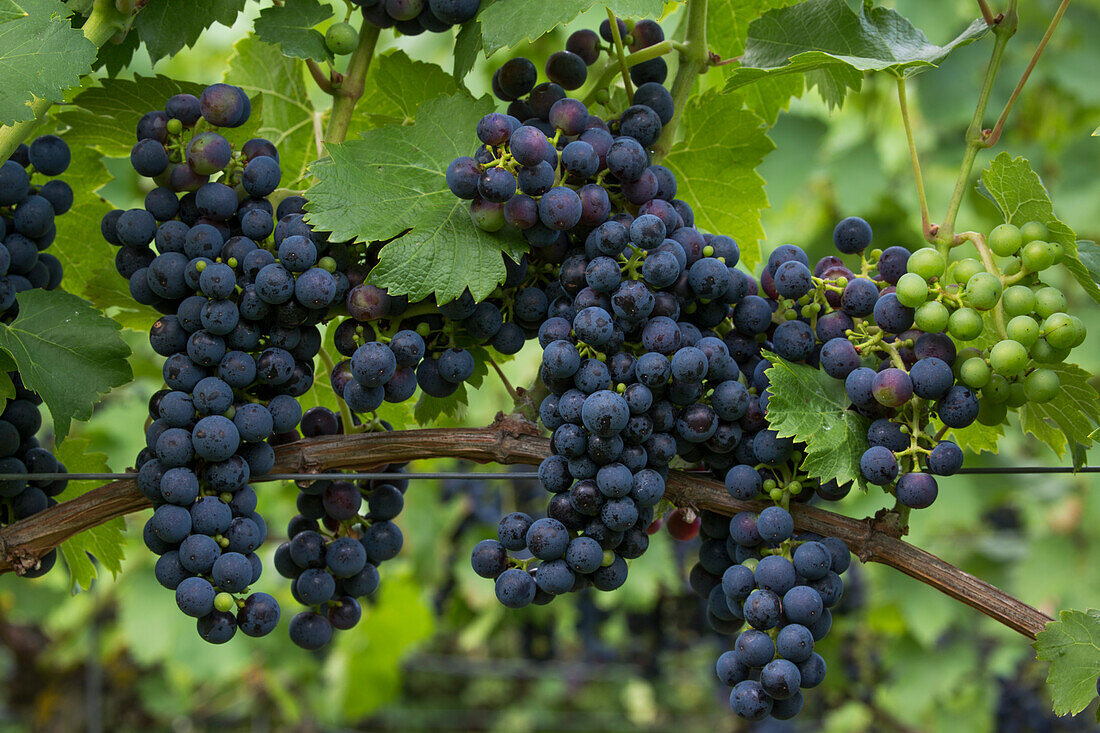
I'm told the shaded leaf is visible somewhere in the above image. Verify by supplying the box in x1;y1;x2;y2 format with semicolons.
55;436;125;592
0;0;96;124
478;0;671;54
0;290;132;441
253;0;333;63
763;351;868;490
132;0;247;63
723;0;989;108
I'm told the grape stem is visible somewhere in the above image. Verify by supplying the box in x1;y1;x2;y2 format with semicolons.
579;40;685;108
486;355;520;404
605;9;635;102
937;1;1017;250
0;0;131;161
956;230;1008;339
323;20;381;146
0;424;1054;639
306;58;336;95
895;78;934;243
652;0;709;161
976;0;997;25
982;0;1072;148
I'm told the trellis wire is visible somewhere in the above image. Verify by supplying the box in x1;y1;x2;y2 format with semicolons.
0;466;1099;482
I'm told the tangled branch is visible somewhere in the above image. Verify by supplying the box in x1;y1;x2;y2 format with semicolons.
0;418;1051;639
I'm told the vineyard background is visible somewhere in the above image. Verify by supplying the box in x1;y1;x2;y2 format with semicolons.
1;0;1099;730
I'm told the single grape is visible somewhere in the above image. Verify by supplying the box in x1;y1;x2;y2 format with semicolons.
989;223;1023;256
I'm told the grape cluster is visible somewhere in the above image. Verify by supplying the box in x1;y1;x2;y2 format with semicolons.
272;406;407;649
0;136;73;577
357;0;480;34
108;83;345;644
688;506;852;721
445;22;763;609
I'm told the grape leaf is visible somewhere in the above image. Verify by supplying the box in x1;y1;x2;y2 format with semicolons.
225;36;319;188
722;0;989;108
1019;363;1100;459
1034;609;1100;717
306;93;525;303
0;0;96;124
762;351;869;491
132;0;247;63
707;0;802;61
55;436;125;592
94;25;141;77
253;0;333;63
940;419;1003;456
0;0;26;22
980;152;1100;307
414;386;468;425
478;0;672;55
0;290;132;442
663;89;774;270
453;18;482;80
350;50;460;133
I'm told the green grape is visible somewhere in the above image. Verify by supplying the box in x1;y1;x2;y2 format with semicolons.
989;339;1028;377
1006;381;1028;408
1034;286;1067;318
214;592;235;613
1030;338;1070;364
914;300;950;332
1042;312;1076;349
953;258;985;284
1068;315;1088;347
1025;368;1061;403
954;346;983;372
1020;220;1049;244
948;307;984;341
908;248;946;281
896;272;929;308
1002;285;1036;317
325;22;359;55
1021;240;1056;271
959;356;991;388
1005;315;1040;347
965;272;1003;310
166;118;183;135
1002;256;1023;276
1047;240;1065;265
977;398;1008;426
983;374;1010;403
989;223;1023;256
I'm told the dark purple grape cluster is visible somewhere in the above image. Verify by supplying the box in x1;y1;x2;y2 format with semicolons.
688;506;852;721
272;406;407;649
107;84;346;645
357;0;481;35
0;136;73;578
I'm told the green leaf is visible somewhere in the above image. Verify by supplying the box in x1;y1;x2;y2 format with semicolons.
979;152;1100;306
306;93;525;303
942;419;1003;456
94;25;141;77
1019;363;1100;458
350;50;460;133
707;0;802;61
722;0;989;108
132;0;247;63
334;571;434;718
0;0;96;124
414;384;468;425
0;0;27;22
739;74;805;126
0;290;131;442
1034;609;1100;716
225;36;319;188
253;0;333;63
55;436;125;592
453;18;482;80
478;0;671;54
763;351;869;490
663;89;774;270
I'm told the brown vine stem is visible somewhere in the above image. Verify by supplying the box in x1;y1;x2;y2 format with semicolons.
983;0;1071;148
0;422;1052;639
976;0;996;26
